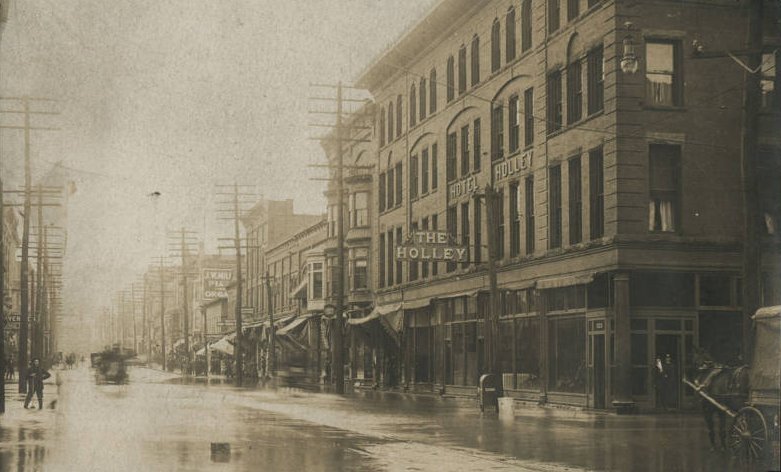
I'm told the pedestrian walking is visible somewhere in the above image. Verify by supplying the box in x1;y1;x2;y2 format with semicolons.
654;355;667;410
5;356;14;380
24;358;51;410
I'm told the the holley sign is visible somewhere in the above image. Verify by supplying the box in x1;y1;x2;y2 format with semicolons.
203;269;232;300
493;150;533;183
396;231;468;262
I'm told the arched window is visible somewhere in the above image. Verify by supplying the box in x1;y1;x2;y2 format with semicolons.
430;69;438;113
410;84;417;127
446;55;455;102
458;45;467;94
506;7;516;62
419;77;427;121
491;18;501;73
471;35;480;86
379;107;386;147
387;102;394;142
396;94;403;137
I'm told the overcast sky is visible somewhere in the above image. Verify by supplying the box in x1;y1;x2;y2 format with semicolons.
0;0;438;349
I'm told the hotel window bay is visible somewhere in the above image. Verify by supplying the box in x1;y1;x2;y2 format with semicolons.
547;70;563;134
649;144;680;233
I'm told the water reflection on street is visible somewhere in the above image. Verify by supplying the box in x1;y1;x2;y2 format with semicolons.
0;367;748;471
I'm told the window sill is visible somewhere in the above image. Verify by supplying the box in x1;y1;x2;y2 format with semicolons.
643;105;686;112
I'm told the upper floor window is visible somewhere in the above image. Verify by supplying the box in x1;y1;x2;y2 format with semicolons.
589;147;604;239
506;7;517;62
350;248;368;291
646;40;683;107
310;262;324;300
327;204;337;237
549;164;562;249
491;104;504;160
379;172;386;213
431;143;439;190
349;191;368;227
458;45;467;95
648;144;680;233
387;165;395;209
430;68;438;112
379;107;386;147
460;124;470;177
410;154;419;200
446;132;457;182
761;51;779;110
521;0;532;52
491;19;501;73
410;84;417;127
447;56;455;102
547;70;563;134
419;78;427;120
508;95;520;153
567;0;579;21
396;94;403;137
524;87;534;146
587;46;604;115
567;58;583;124
394;162;403;206
473;118;481;172
471;36;480;86
387;102;394;141
549;0;560;34
421;147;430;194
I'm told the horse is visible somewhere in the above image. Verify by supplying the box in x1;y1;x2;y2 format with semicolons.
691;363;750;451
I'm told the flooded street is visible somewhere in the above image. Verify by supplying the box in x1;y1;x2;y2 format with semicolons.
0;366;742;471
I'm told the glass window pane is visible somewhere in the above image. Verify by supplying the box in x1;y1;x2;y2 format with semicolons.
647;43;674;73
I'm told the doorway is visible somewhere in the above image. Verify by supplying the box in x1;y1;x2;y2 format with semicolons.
654;334;680;409
591;333;606;409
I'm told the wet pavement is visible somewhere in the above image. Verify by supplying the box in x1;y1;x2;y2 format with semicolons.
0;367;747;471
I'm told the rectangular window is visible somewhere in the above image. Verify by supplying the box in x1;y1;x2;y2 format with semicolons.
379;172;386;213
524;87;534;146
352;191;369;227
547;70;563;134
589;147;605;239
473;118;481;172
567;0;579;21
311;262;323;300
491;104;504;161
378;233;386;288
432;214;439;276
496;189;505;260
567;60;583;124
421;217;430;278
509;95;520;153
525;176;535;254
521;0;532;52
648;144;680;233
646;40;682;107
410;154;418;200
461;125;470;177
431;143;439;190
587;46;604;115
548;317;587;393
409;223;419;282
510;182;521;256
447;132;457;182
395;162;403;207
387;230;394;285
473;196;482;264
447;206;457;272
548;0;560;34
549;165;562;249
761;51;779;110
447;58;455;102
351;248;368;290
387;167;395;210
461;202;470;269
568;157;582;244
421;148;429;195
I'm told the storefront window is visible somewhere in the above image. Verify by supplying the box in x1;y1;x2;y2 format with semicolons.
631;272;694;307
631;332;648;395
516;317;540;389
548;317;586;393
699;275;731;307
498;319;514;377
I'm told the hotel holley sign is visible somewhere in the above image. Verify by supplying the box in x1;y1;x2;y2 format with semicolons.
396;231;468;262
494;150;533;183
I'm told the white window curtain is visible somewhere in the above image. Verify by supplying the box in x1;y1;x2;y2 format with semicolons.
649;198;674;232
659;200;673;231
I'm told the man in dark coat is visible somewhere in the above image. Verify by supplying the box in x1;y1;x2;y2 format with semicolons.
24;358;51;410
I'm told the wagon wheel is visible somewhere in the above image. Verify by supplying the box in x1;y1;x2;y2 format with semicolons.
729;406;768;467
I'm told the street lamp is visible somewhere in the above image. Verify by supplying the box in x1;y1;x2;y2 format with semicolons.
620;22;639;75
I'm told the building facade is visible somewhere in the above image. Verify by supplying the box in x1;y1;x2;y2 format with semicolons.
356;0;780;410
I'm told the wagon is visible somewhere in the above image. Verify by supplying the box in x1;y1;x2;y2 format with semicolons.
685;305;780;468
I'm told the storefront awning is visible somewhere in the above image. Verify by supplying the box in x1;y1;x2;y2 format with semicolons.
754;305;781;320
210;337;234;356
347;303;402;326
276;314;314;337
402;299;431;310
536;273;594;290
290;279;308;299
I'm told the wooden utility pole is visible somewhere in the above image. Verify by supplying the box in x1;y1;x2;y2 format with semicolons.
232;185;244;386
159;259;167;370
264;271;275;376
18;97;32;393
740;0;764;362
484;186;500;384
333;82;346;394
0;174;5;413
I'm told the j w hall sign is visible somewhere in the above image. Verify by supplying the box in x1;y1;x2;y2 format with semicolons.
395;231;468;262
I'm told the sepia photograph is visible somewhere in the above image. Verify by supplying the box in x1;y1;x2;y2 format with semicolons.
0;0;779;471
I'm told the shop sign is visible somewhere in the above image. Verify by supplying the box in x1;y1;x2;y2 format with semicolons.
396;231;468;262
493;150;533;183
449;175;480;200
203;269;232;300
